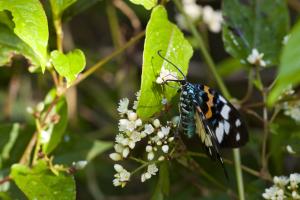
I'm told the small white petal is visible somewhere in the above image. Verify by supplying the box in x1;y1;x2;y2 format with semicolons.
141;174;146;182
144;124;155;135
157;131;164;139
114;164;123;172
286;145;296;154
128;141;136;149
109;153;122;161
144;172;151;179
122;147;130;158
117;98;129;114
114;144;124;153
135;119;143;127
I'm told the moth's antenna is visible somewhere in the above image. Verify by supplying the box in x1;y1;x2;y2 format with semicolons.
157;50;186;80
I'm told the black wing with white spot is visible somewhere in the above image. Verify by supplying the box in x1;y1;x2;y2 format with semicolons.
195;84;248;148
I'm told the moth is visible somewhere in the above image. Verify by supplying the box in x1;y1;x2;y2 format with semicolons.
157;51;249;175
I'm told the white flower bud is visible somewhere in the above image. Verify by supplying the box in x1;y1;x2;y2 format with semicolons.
162;145;169;153
146;145;153;152
153;119;160;128
26;106;34;114
156;141;162;146
168;137;175;142
109;153;122;161
158;156;165;161
147;152;154;160
36;102;45;112
128;111;137;121
72;160;88;170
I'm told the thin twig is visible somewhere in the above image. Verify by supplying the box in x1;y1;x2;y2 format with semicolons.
72;31;145;87
113;0;141;33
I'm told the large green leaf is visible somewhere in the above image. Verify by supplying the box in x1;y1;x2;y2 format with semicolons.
0;23;39;67
268;21;300;105
129;0;157;10
222;0;289;66
51;49;86;86
0;0;49;71
137;6;193;119
10;160;75;200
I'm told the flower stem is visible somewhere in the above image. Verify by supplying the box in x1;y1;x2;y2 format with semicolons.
173;1;245;199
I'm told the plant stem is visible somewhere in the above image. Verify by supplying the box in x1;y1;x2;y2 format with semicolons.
106;0;123;48
54;19;63;52
233;149;245;200
261;89;269;172
73;31;145;86
173;1;245;199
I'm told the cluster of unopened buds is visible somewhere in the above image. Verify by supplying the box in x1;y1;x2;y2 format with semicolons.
110;91;177;187
263;173;300;199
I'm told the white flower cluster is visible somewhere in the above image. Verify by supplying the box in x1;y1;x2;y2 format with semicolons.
113;164;131;187
283;101;300;123
278;85;295;101
141;164;159;182
110;94;176;187
156;67;178;84
247;48;267;67
176;0;223;33
263;173;300;200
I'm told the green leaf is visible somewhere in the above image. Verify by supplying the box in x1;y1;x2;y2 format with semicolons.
43;92;68;154
159;162;169;196
129;0;157;10
151;162;170;200
54;134;112;165
51;49;86;85
268;21;300;105
217;58;245;77
0;23;39;67
222;0;289;66
50;0;77;19
10;160;75;200
0;0;49;71
137;6;193;119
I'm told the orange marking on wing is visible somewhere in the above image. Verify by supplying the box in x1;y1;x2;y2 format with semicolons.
204;85;214;119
